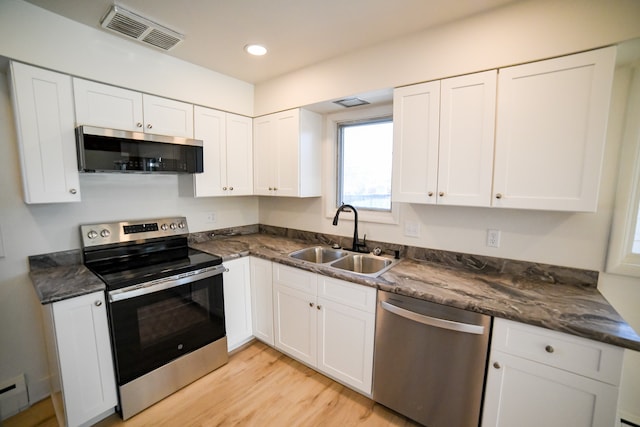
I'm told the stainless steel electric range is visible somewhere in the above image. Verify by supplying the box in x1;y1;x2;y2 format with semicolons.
81;217;228;420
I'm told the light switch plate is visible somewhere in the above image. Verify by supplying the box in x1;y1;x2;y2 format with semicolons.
404;221;420;238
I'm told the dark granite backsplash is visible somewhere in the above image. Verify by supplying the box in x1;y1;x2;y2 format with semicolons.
191;224;598;288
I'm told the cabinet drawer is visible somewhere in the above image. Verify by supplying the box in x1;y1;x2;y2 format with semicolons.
492;318;624;385
272;264;317;294
318;276;376;313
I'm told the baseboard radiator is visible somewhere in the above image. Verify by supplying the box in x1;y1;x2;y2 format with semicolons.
0;374;28;420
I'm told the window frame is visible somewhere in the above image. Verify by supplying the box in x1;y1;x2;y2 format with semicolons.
607;62;640;276
323;103;399;225
336;116;393;212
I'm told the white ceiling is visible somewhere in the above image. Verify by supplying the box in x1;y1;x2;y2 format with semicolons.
22;0;519;84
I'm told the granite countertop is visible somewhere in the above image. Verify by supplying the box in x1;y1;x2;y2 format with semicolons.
29;250;106;303
28;232;640;351
190;233;640;352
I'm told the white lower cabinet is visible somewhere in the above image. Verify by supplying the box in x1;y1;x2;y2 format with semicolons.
42;291;117;427
482;318;624;427
250;257;274;346
223;257;253;352
272;264;376;394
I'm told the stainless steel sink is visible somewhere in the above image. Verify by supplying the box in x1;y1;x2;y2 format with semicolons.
329;254;399;277
289;246;349;264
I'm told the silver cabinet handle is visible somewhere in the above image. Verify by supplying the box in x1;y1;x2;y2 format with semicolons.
439;192;444;197
94;300;102;307
229;187;233;191
545;345;555;353
223;187;227;191
317;305;321;310
427;191;434;197
69;188;77;195
147;124;152;129
309;302;314;308
136;122;143;128
495;193;503;199
380;300;485;335
493;362;501;369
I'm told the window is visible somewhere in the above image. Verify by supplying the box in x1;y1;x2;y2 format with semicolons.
336;117;393;211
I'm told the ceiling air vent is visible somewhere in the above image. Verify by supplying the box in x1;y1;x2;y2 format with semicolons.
333;97;370;108
100;5;183;51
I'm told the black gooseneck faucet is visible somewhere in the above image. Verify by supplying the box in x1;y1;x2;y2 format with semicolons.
332;204;365;252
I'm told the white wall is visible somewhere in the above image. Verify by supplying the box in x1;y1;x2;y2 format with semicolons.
254;0;640;116
255;0;640;422
0;0;259;409
0;0;254;116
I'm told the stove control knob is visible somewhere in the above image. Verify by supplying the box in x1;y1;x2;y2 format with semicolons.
161;223;168;231
100;229;111;238
87;230;98;239
170;223;177;230
178;222;185;229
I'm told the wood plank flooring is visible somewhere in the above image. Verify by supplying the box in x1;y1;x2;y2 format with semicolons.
5;341;419;427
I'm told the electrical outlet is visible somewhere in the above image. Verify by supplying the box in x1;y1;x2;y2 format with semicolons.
206;212;217;223
404;221;420;238
487;229;501;248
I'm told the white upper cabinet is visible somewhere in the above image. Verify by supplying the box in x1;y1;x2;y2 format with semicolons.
392;71;497;207
73;78;143;131
142;94;194;138
391;80;441;204
492;46;616;211
438;70;497;207
9;62;80;204
73;78;194;138
181;106;252;197
253;108;322;197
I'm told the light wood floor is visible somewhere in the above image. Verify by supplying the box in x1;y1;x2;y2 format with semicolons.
5;340;419;427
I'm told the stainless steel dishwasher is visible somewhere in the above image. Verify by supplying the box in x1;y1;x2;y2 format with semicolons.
373;290;492;427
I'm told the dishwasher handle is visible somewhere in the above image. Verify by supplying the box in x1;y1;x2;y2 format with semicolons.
380;300;486;335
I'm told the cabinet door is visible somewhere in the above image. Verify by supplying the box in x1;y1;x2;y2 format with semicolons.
142;94;194;137
273;283;317;366
482;350;619;427
9;62;80;203
73;78;143;131
250;257;274;345
192;105;226;197
493;47;616;211
51;292;117;427
438;71;497;207
391;80;441;204
273;109;300;197
226;113;254;195
316;297;375;394
253;115;276;195
223;258;253;352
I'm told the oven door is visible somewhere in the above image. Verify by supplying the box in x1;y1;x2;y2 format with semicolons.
107;265;226;385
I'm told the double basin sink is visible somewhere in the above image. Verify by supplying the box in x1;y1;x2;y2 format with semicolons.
288;246;399;278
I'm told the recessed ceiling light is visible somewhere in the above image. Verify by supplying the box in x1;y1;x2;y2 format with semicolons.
245;44;267;56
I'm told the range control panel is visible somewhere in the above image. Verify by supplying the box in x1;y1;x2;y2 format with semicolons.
80;217;188;248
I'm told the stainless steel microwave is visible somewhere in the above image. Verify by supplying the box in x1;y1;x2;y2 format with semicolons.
76;126;204;174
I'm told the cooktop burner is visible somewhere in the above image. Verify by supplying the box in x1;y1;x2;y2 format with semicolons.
80;217;222;291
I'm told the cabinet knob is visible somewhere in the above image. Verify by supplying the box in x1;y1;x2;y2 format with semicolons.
428;192;434;197
229;187;233;191
94;300;102;307
493;362;501;369
69;188;77;195
269;187;273;191
147;124;153;129
136;122;143;128
439;192;444;197
545;345;555;353
317;305;321;310
273;187;278;191
495;193;503;199
223;186;227;191
309;302;314;308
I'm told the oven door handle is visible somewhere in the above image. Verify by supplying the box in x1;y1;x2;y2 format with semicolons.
109;264;228;302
